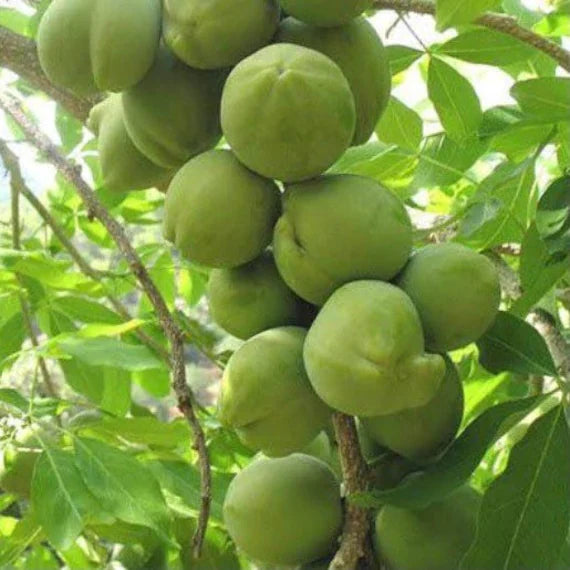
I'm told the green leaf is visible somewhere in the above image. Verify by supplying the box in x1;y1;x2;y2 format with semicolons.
428;57;482;141
350;395;546;509
479;106;525;138
74;438;171;543
0;388;29;412
52;296;123;325
491;123;553;163
536;175;570;255
31;449;98;550
477;311;557;376
461;406;570;570
385;45;424;75
0;512;43;567
436;0;500;30
0;313;26;370
375;97;423;152
534;13;570;37
437;28;538;65
511;78;570;122
55;109;83;154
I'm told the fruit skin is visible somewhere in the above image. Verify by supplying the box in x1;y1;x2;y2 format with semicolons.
397;243;501;352
207;251;310;339
37;0;161;94
360;356;464;464
223;454;343;565
219;327;331;457
276;17;390;145
221;43;356;182
374;486;481;570
122;48;224;169
164;0;279;69
163;150;280;268
87;96;172;192
304;281;445;417
273;175;412;305
279;0;373;27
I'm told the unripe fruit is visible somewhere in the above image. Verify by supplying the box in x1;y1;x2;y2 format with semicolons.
279;0;373;27
87;96;172;192
164;150;280;268
164;0;279;69
218;327;330;457
221;44;356;182
360;356;464;463
304;281;445;417
207;251;310;339
122;48;224;169
397;243;501;352
274;175;412;305
374;486;481;570
37;0;161;94
276;17;391;145
223;454;343;565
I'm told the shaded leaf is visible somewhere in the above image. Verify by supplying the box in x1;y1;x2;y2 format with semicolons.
0;512;43;567
536;175;570;254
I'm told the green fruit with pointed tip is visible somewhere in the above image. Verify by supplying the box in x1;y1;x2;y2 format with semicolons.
274;175;412;305
276;17;390;145
279;0;372;26
360;356;464;464
374;486;481;570
223;454;343;565
207;251;310;339
122;48;224;169
164;150;280;268
218;327;331;457
304;281;446;417
397;243;501;352
37;0;161;94
164;0;279;69
87;96;172;192
221;43;356;182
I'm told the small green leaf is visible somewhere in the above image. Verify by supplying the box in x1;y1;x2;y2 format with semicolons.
385;45;424;75
0;512;43;567
428;57;482;141
511;78;570;122
0;389;29;412
536;175;570;254
477;311;557;376
436;0;500;30
52;296;123;325
376;97;423;152
461;406;570;570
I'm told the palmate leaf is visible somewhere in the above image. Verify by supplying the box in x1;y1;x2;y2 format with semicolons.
461;405;570;570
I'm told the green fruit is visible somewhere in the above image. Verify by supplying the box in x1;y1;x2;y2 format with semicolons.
304;281;446;417
360;356;464;463
207;251;310;339
276;17;390;145
279;0;372;27
164;150;280;268
219;327;331;456
37;0;161;94
273;175;412;305
164;0;279;69
374;486;481;570
397;243;501;352
87;96;172;192
221;43;356;182
122;48;224;169
223;454;343;565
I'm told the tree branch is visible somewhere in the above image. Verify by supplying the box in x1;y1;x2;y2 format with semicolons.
0;27;98;121
0;93;211;556
372;0;570;72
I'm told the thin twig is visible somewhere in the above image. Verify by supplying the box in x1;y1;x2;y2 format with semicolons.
372;0;570;72
0;93;211;556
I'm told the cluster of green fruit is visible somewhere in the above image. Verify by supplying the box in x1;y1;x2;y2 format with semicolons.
36;0;502;568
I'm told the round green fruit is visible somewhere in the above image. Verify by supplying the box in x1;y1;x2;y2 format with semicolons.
397;243;501;352
164;0;279;69
37;0;161;94
220;43;356;182
207;251;310;339
219;327;331;456
122;48;224;169
276;17;390;145
164;150;280;268
304;281;445;417
87;96;172;192
223;454;342;565
360;356;464;463
374;486;481;570
279;0;372;27
273;175;412;305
